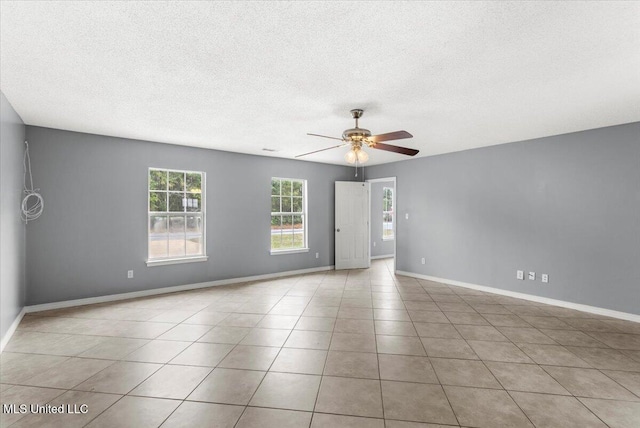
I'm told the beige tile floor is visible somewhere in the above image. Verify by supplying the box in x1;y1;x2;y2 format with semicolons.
1;259;639;427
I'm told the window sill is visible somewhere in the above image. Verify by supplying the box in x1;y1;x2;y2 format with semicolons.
270;248;309;256
382;237;395;242
146;256;209;267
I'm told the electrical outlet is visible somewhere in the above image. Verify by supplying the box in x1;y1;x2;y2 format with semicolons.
373;242;376;247
405;213;409;220
528;272;535;281
541;274;549;283
127;270;134;279
421;257;425;265
517;270;524;280
315;252;319;259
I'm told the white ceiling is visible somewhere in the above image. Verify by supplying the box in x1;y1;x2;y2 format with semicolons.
1;1;639;166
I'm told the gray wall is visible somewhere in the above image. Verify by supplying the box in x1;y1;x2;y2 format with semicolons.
369;180;395;258
366;122;640;315
1;92;26;342
25;126;352;305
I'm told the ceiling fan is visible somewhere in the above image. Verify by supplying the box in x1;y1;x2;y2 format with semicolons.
296;109;419;164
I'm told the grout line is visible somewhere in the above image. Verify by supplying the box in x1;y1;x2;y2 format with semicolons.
597;369;640;401
412;274;461;427
371;267;385;421
502;389;562;427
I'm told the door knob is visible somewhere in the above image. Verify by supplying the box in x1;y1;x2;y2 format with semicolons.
336;228;340;232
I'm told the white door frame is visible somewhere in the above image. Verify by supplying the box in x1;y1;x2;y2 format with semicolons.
366;177;397;274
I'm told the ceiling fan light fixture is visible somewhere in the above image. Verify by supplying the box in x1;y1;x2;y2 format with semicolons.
344;149;357;164
356;148;368;163
344;146;368;164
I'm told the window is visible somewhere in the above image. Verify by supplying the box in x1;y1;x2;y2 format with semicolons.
383;186;394;240
271;178;308;254
147;168;206;265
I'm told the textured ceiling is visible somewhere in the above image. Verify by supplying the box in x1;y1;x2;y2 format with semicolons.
1;1;639;166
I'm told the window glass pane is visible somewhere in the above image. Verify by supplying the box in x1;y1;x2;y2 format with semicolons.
186;214;203;256
293;214;303;230
282;197;292;212
169;216;186;257
383;213;394;239
150;170;167;191
283;215;293;230
169;240;186;257
150;215;168;233
292;197;302;213
271;214;282;230
185;193;201;212
169;171;185;191
281;232;293;248
186;215;202;234
383;188;393;211
149;215;168;259
271;233;282;249
186;173;202;192
271;196;280;213
149;237;168;259
170;215;185;233
271;179;281;196
282;180;292;196
149;192;167;212
186;237;203;256
293;215;304;248
169;192;184;212
292;180;302;197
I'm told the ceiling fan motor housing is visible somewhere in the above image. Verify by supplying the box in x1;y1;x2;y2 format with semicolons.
342;128;372;145
345;109;373;146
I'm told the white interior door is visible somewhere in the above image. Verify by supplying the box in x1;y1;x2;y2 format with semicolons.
335;181;370;270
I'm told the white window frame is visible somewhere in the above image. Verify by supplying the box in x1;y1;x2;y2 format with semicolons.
146;167;208;267
270;177;309;255
382;186;394;241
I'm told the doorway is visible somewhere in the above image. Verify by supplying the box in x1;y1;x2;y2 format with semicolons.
366;177;396;274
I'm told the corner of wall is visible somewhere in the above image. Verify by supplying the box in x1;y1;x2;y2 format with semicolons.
0;91;27;351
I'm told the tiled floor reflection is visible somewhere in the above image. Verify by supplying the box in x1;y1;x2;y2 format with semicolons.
2;258;639;427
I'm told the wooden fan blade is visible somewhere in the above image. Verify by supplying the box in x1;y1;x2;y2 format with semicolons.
369;130;413;143
307;133;344;141
371;142;419;156
296;143;349;158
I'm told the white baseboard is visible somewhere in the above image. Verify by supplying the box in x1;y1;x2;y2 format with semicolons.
1;307;26;353
396;270;640;323
371;255;394;260
26;265;335;314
